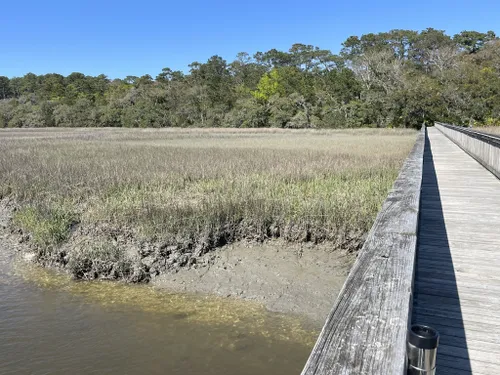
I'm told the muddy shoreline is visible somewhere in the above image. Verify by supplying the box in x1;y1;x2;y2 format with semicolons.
153;241;354;324
1;198;356;325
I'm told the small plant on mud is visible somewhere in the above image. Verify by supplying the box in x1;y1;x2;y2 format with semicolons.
68;243;135;281
13;204;76;255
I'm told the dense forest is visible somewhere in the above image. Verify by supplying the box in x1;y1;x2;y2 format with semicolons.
1;28;500;129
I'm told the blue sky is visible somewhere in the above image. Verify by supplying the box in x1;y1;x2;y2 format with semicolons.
2;0;499;79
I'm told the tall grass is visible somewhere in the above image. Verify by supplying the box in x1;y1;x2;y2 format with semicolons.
0;128;416;280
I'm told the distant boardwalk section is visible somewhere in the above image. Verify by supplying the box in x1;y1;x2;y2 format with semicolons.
436;122;500;179
413;126;500;374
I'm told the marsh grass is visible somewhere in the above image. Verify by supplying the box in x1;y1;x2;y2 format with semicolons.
13;204;75;249
0;127;416;280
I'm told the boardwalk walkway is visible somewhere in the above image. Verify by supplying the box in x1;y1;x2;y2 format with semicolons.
413;127;500;374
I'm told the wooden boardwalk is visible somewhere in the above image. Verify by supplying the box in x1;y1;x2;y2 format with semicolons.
413;127;500;374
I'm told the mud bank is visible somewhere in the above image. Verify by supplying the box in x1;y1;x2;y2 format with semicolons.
154;242;355;324
1;198;356;325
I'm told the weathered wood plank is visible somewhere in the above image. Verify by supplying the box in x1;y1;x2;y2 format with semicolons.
436;335;500;353
436;363;489;375
419;242;499;252
413;313;500;342
414;296;500;316
419;233;500;245
417;252;500;264
414;276;500;293
438;345;500;368
437;354;500;374
414;293;500;315
413;307;500;327
301;126;425;375
415;261;500;277
415;280;500;298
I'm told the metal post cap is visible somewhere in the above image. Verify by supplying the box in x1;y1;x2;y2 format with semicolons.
408;324;439;350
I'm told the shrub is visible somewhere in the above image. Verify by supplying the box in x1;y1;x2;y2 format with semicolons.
68;243;133;280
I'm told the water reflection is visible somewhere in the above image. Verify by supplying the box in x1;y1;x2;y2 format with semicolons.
0;251;316;375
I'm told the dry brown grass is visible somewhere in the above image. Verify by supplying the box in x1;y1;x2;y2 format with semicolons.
0;127;416;279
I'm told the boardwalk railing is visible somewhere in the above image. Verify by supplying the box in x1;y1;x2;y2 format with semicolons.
435;122;500;179
301;126;426;375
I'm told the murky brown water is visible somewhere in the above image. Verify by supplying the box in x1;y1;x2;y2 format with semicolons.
0;249;317;375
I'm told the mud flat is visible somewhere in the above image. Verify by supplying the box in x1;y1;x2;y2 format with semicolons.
153;241;355;325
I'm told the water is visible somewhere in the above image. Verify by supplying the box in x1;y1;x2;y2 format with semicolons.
0;248;317;375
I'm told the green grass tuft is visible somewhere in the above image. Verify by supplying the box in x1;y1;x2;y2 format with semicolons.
13;204;75;249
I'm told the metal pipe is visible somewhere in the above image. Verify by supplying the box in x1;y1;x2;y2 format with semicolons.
407;324;439;375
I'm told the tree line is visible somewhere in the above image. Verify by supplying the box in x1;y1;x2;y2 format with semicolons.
1;28;499;129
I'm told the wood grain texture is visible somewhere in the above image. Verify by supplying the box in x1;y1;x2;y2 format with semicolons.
412;127;500;374
300;126;425;375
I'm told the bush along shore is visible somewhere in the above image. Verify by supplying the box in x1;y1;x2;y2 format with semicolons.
0;128;416;284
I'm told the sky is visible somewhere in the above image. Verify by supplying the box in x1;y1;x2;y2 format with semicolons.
2;0;500;79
